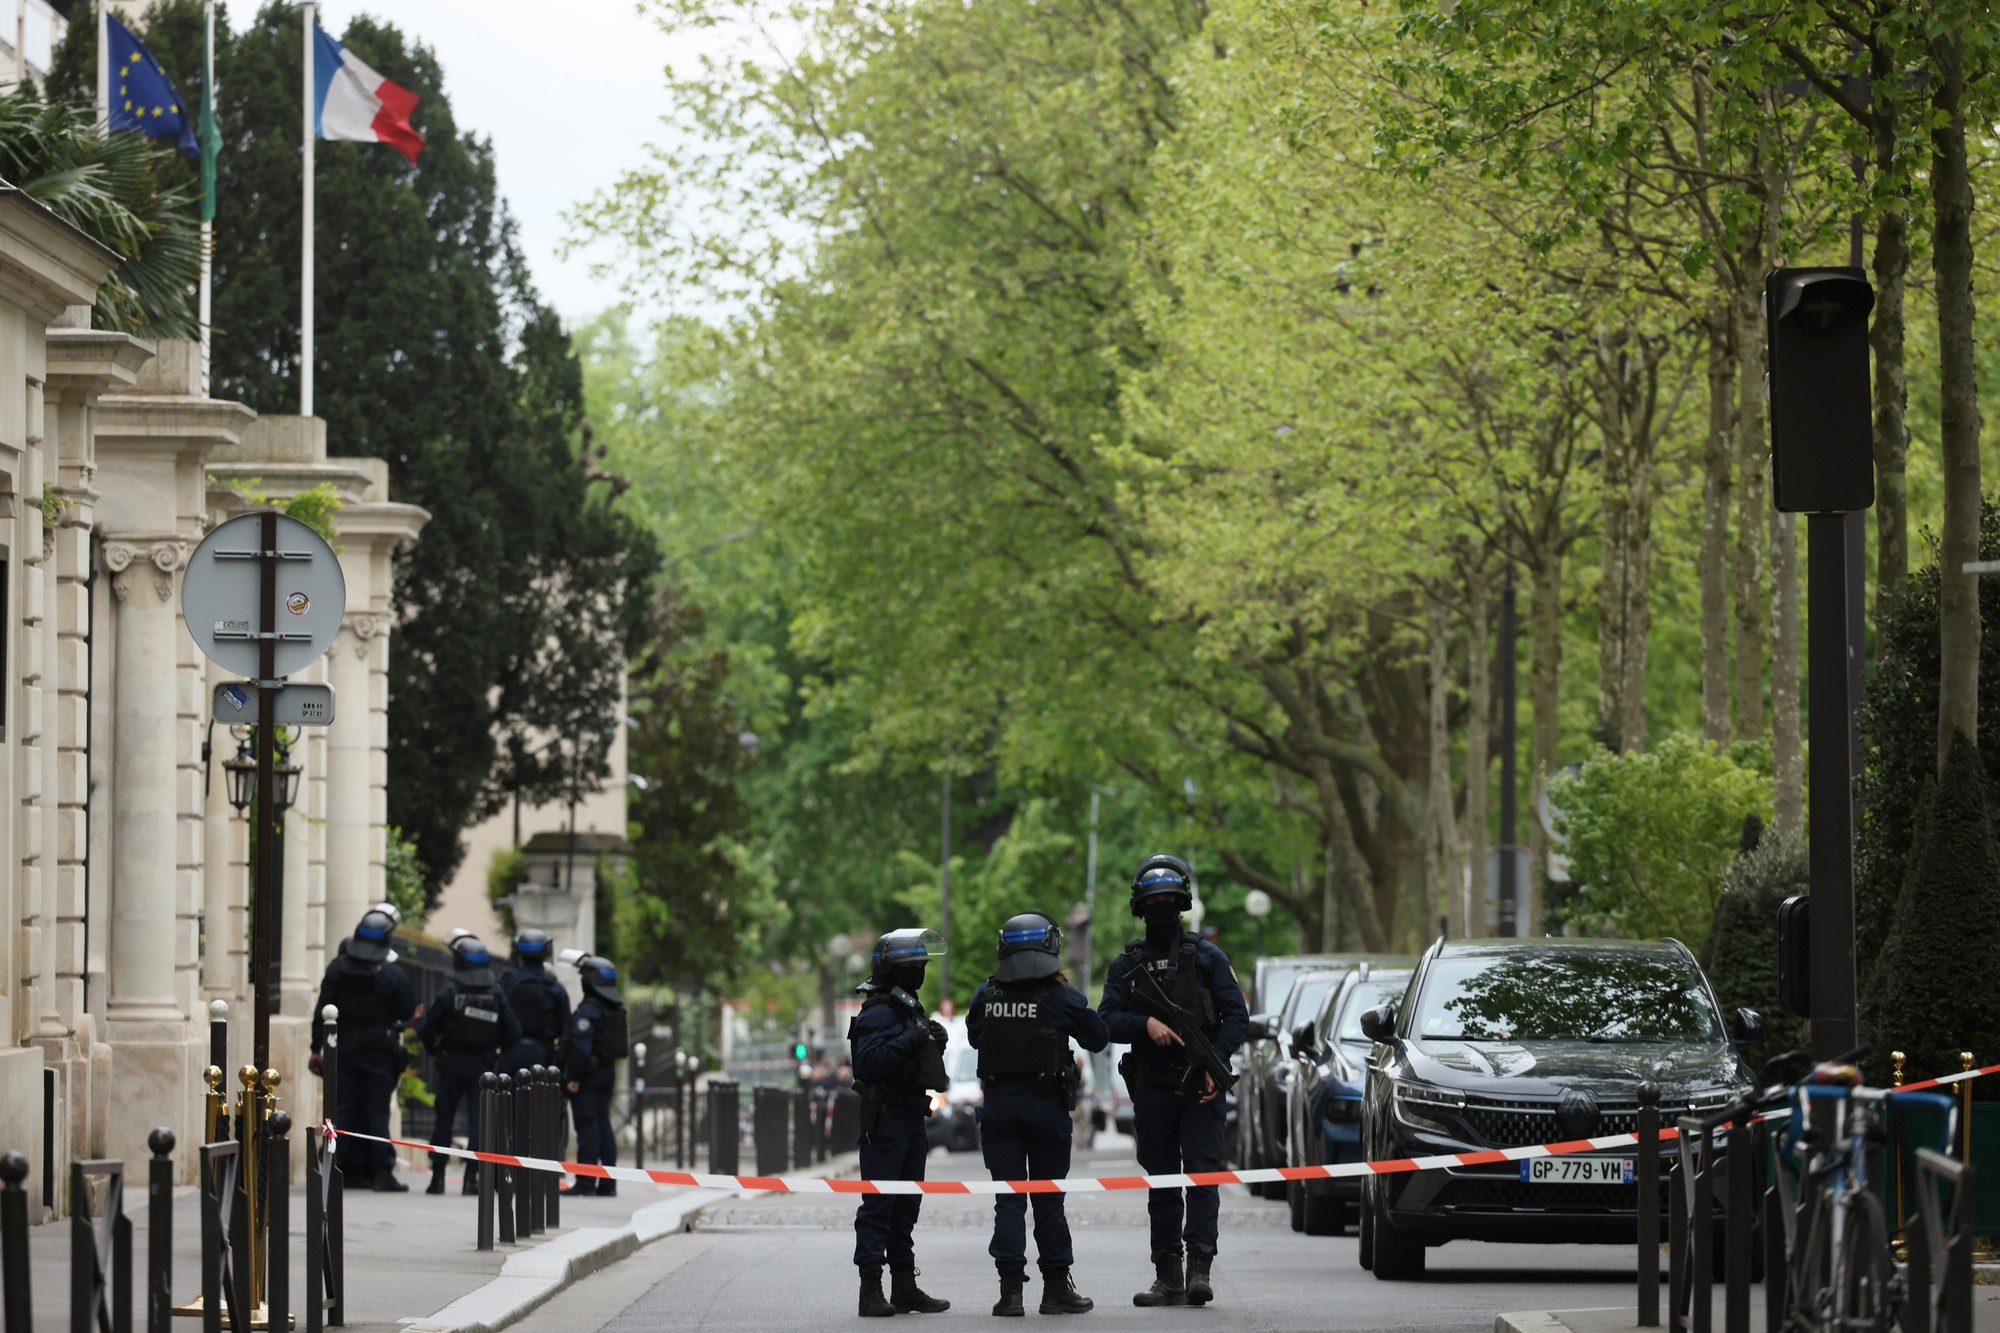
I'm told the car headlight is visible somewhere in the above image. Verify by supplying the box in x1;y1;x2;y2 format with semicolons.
1392;1080;1467;1134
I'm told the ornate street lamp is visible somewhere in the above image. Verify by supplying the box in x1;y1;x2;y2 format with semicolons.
273;731;303;812
224;729;256;813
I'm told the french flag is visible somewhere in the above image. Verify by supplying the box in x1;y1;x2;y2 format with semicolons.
312;25;423;164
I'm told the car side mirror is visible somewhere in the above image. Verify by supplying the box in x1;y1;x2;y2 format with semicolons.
1732;1008;1766;1043
1291;1021;1317;1055
1245;1014;1274;1042
1359;1005;1396;1044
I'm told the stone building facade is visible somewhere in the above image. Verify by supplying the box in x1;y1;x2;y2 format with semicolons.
0;186;427;1211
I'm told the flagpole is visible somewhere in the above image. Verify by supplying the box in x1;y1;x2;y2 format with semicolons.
95;0;108;120
301;0;314;418
199;0;214;394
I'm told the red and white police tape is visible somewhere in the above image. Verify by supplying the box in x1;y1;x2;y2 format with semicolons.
322;1059;2000;1197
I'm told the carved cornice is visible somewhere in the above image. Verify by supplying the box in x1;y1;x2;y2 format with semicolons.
102;538;185;605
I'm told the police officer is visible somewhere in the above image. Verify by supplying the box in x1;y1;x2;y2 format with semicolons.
498;928;571;1075
416;933;523;1194
1098;856;1248;1308
849;927;952;1318
968;913;1109;1317
561;954;628;1197
309;908;418;1191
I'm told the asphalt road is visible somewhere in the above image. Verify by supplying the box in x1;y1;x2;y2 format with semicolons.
507;1136;1657;1333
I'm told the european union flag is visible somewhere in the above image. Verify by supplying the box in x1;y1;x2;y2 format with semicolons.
106;16;198;160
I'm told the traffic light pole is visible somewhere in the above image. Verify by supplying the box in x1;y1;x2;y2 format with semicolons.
1807;513;1858;1060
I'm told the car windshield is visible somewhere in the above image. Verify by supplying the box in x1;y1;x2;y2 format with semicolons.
1412;950;1722;1042
947;1044;979;1082
1281;972;1340;1031
1261;962;1317;1014
1337;978;1409;1042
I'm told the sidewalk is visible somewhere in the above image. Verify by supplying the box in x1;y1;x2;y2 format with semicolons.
25;1150;858;1333
1498;1290;2000;1333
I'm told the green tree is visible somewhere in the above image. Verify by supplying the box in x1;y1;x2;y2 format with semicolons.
1702;834;1809;1078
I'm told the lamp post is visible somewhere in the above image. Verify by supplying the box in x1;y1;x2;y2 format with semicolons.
225;726;302;1015
1244;889;1272;960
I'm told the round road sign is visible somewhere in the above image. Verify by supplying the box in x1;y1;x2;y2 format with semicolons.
181;511;347;678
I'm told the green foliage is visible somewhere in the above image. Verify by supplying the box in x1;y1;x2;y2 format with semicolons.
383;826;427;928
39;486;73;526
485;845;528;938
1860;734;2000;1096
1548;734;1773;952
1702;835;1810;1077
215;477;345;542
0;91;199;335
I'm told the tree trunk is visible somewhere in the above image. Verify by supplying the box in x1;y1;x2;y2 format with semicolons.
1931;31;1979;763
1620;413;1655;752
1733;278;1769;743
1527;552;1562;934
1597;346;1632;747
1701;310;1735;745
1869;36;1911;634
1465;575;1491;939
1427;597;1462;940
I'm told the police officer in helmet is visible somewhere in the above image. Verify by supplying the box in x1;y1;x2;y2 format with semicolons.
561;954;628;1196
499;928;571;1076
1098;855;1248;1308
849;927;952;1318
309;909;418;1191
416;933;523;1194
968;913;1109;1317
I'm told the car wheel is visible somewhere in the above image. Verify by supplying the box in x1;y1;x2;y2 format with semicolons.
1370;1179;1426;1280
1302;1188;1344;1236
1357;1179;1375;1270
1288;1180;1305;1232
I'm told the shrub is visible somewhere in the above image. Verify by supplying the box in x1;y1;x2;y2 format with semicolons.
1702;834;1809;1078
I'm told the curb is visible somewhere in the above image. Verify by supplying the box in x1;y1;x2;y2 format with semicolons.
400;1153;862;1333
1495;1315;1575;1333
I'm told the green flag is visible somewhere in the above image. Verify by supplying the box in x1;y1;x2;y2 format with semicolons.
198;4;220;222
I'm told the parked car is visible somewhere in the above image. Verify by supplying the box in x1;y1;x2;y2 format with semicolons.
1358;937;1759;1278
925;1016;982;1152
1236;954;1355;1170
1283;965;1413;1234
1242;966;1351;1196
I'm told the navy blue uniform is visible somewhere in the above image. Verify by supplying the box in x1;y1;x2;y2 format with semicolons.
849;988;943;1273
417;983;524;1168
968;979;1109;1276
563;996;627;1176
311;952;417;1183
1099;935;1248;1257
498;962;571;1075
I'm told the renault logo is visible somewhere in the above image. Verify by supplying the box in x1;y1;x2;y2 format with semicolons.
1556;1088;1600;1138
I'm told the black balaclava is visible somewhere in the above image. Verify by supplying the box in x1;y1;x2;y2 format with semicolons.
892;962;928;996
1143;900;1182;950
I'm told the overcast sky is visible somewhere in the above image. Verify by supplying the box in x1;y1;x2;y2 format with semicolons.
314;0;681;326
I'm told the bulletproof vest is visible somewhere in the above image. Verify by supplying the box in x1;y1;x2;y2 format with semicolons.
506;970;559;1041
594;1004;629;1061
445;985;504;1051
333;955;389;1043
1123;934;1219;1032
976;982;1069;1081
850;991;947;1105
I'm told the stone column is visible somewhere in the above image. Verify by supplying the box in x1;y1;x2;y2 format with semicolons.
322;616;380;943
278;656;319;1013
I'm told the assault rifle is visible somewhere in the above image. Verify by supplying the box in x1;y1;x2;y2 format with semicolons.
1130;964;1239;1099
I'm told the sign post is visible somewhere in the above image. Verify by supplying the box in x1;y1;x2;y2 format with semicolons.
183;511;345;1070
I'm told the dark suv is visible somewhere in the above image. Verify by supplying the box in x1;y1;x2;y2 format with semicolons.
1358;937;1758;1278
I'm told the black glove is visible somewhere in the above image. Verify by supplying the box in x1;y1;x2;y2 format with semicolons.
926;1019;948;1050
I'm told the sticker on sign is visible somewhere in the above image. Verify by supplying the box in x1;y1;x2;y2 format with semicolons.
1519;1158;1634;1185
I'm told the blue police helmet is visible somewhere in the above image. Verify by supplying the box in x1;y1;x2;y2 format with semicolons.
1128;853;1195;916
348;908;396;962
995;913;1062;984
513;927;552;962
450;933;496;988
578;955;622;1006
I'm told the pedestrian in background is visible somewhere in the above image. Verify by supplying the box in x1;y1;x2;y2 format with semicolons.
416;932;522;1194
310;908;418;1191
968;912;1109;1316
561;953;629;1196
849;927;953;1318
499;927;571;1076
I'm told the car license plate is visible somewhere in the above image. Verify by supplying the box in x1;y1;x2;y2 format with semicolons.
1519;1158;1633;1184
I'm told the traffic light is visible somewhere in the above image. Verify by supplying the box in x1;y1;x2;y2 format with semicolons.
793;1040;808;1061
1766;266;1875;514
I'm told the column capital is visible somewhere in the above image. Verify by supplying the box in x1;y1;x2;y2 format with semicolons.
101;536;186;605
343;613;390;657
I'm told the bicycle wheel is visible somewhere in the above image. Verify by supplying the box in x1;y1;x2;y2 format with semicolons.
1833;1189;1898;1333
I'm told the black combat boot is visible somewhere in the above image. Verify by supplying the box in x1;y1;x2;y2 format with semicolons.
991;1272;1025;1317
1038;1269;1094;1315
425;1163;447;1195
598;1180;618;1198
1131;1251;1185;1307
858;1269;897;1318
890;1268;951;1313
461;1164;478;1195
1185;1248;1214;1307
372;1171;409;1193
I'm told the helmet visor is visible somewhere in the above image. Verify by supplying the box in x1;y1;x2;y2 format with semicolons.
874;927;946;965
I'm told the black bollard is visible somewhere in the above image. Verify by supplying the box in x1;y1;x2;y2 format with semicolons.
146;1130;174;1333
476;1074;497;1252
266;1113;292;1333
792;1089;813;1171
1763;1184;1786;1333
199;1142;249;1333
2;1152;31;1333
527;1067;546;1236
542;1068;560;1232
1723;1119;1753;1333
1635;1083;1659;1328
515;1069;535;1238
495;1075;516;1246
71;1160;132;1333
708;1081;740;1178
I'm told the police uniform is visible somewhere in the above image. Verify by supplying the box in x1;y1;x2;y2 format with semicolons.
1098;856;1249;1307
416;936;523;1193
968;923;1108;1316
849;927;952;1318
498;956;571;1075
562;956;628;1196
310;911;417;1190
